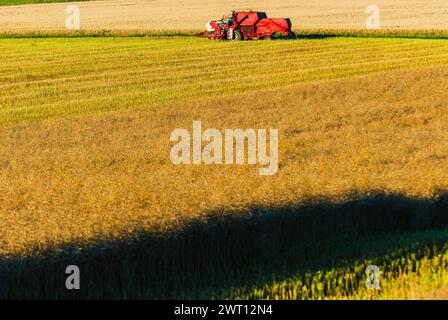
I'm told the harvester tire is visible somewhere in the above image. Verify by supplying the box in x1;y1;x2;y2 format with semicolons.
233;30;244;41
288;31;297;39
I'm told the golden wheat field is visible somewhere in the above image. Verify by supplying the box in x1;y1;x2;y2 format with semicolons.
1;0;448;32
1;34;448;300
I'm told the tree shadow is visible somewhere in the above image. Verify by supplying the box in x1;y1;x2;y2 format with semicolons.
1;192;448;299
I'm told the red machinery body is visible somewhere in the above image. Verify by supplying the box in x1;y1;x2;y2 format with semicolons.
198;11;294;40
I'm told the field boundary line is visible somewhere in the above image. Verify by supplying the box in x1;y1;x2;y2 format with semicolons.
1;29;448;40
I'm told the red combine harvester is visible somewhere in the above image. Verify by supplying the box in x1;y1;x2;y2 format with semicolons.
197;11;295;40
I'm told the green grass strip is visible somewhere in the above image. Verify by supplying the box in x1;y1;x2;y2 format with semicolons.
0;0;88;6
1;29;448;40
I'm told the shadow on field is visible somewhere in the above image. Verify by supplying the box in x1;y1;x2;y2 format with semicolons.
292;32;448;41
1;192;448;299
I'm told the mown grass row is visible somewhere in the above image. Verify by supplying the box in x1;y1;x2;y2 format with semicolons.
297;29;448;40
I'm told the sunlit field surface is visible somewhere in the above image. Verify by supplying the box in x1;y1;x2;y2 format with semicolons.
0;0;447;30
2;37;448;124
1;36;448;299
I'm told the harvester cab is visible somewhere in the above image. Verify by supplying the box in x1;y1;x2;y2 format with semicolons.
198;10;295;41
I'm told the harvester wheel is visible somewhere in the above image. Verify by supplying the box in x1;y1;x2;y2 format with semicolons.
288;31;297;39
233;30;244;41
